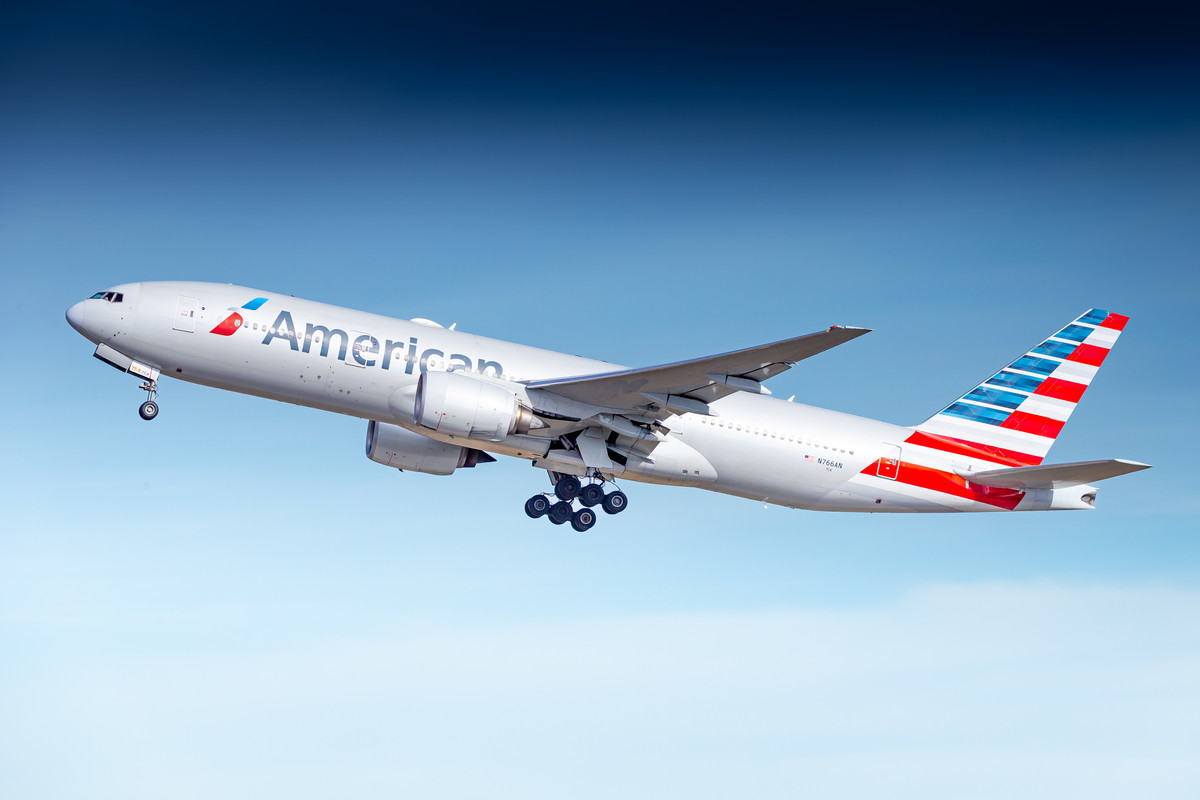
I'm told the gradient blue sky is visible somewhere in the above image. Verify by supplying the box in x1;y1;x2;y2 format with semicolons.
3;3;1198;798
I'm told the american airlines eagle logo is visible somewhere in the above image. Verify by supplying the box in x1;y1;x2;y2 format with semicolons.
210;297;269;335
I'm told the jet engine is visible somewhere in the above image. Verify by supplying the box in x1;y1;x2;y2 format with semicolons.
366;420;495;476
413;371;540;442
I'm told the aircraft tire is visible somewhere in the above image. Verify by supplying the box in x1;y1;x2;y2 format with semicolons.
525;495;550;518
602;490;628;515
571;508;597;532
578;483;604;507
139;400;159;421
554;475;581;502
548;501;573;525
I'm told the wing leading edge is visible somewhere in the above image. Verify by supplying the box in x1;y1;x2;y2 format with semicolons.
526;325;870;413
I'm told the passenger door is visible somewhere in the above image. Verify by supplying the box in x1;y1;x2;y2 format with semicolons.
173;296;199;332
877;444;901;480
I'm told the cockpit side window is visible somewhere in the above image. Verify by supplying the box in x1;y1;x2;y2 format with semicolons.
89;291;124;302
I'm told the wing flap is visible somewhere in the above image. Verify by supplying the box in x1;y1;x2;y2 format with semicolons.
526;325;869;411
964;458;1151;490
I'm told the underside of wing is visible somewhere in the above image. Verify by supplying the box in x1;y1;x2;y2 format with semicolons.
525;325;870;416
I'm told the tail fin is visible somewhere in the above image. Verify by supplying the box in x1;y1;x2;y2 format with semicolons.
911;309;1129;466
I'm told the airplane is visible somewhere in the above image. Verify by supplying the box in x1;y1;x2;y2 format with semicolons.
66;282;1150;530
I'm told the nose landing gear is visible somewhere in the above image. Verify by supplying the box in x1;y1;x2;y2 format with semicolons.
523;473;627;532
138;380;160;421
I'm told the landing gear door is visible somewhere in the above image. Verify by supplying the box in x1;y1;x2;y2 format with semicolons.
173;296;199;332
878;444;901;481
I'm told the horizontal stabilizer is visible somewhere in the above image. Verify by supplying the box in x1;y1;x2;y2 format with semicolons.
963;458;1151;490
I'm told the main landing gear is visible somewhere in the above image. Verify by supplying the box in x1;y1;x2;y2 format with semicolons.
524;474;628;532
138;380;160;421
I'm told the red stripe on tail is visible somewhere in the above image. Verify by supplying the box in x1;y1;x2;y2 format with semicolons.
1001;411;1065;438
1034;377;1087;403
1068;343;1109;367
1100;313;1129;331
903;431;1041;467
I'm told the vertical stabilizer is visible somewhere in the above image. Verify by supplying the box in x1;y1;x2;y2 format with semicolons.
911;309;1129;466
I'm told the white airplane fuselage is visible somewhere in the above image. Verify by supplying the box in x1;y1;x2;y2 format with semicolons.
66;281;1122;515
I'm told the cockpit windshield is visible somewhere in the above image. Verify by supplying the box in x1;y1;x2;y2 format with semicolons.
90;291;124;303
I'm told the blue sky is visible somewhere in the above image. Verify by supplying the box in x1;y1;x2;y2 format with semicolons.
2;3;1198;797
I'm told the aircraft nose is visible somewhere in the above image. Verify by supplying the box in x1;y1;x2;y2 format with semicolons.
65;300;89;334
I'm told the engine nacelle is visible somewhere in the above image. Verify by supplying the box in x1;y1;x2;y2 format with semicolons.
365;420;493;476
414;371;539;442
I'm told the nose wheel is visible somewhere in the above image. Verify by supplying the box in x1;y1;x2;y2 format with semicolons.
138;380;160;421
523;474;628;531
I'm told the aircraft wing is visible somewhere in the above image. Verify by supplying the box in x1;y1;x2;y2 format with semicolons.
964;458;1151;490
526;326;870;415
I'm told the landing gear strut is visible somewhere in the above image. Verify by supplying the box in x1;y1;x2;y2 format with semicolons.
138;380;160;421
523;473;628;531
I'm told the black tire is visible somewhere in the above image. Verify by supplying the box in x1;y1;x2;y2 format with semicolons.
139;400;159;421
602;490;628;515
525;495;550;518
554;475;582;502
578;483;604;507
548;501;573;525
571;508;597;532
